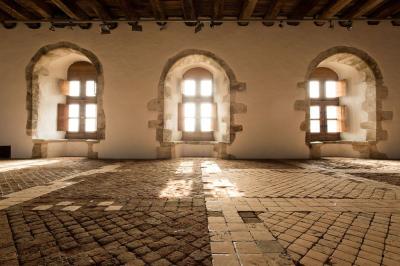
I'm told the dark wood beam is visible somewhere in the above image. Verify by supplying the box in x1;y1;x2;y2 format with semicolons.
0;0;30;20
50;0;88;20
345;0;384;18
213;0;224;20
149;0;166;21
319;0;353;19
263;0;282;26
373;1;400;18
15;0;52;19
84;0;112;20
238;0;258;26
181;0;196;26
0;9;16;28
119;0;138;21
288;0;320;26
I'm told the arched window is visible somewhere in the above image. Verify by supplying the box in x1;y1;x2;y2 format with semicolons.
307;67;346;142
179;68;217;141
58;61;98;139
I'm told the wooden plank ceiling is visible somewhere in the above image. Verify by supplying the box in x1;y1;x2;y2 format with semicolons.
0;0;399;29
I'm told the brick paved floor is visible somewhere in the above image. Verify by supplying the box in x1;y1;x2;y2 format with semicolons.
0;157;399;265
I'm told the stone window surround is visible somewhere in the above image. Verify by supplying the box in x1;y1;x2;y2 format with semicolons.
295;46;393;159
26;42;105;158
147;49;247;159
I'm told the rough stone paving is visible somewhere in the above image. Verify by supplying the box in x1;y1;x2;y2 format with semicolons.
0;158;399;266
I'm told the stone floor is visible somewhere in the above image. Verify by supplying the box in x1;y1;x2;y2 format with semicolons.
0;157;399;266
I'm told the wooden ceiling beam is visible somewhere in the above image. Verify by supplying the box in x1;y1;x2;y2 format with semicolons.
373;1;400;18
84;0;112;20
0;0;30;20
15;0;52;19
263;0;282;26
213;0;224;21
50;0;87;20
319;0;353;19
288;0;320;26
346;0;385;18
149;0;166;21
181;0;196;26
290;0;320;19
239;0;258;26
119;0;138;21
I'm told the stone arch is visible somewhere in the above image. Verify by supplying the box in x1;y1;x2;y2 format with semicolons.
295;46;393;158
26;42;105;140
148;49;247;158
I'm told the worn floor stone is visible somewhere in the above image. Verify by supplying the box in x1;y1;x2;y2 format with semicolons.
0;157;399;265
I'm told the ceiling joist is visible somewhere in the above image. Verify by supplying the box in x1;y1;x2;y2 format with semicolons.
119;0;139;21
319;0;353;19
15;0;52;19
0;0;30;20
149;0;165;22
263;0;282;26
181;0;196;26
239;0;258;26
288;0;320;26
346;0;385;18
50;0;87;20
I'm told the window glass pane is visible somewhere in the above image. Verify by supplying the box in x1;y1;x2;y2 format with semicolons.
201;103;212;118
200;80;212;96
68;104;80;118
310;106;320;119
309;81;320;98
184;103;196;117
86;80;96;97
183;80;196;96
201;118;212;132
68;118;79;132
327;120;339;133
85;104;97;118
310;120;320;133
85;118;97;132
326;106;338;119
184;118;195;132
325;81;337;98
69;81;80;96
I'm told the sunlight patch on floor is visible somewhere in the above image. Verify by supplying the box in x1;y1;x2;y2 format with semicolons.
0;159;61;173
159;180;193;198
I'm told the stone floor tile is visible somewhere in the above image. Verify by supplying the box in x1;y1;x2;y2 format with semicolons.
104;205;123;211
210;241;235;254
238;254;268;266
212;254;240;266
32;205;53;210
234;241;262;254
97;201;114;206
56;201;74;206
61;205;81;211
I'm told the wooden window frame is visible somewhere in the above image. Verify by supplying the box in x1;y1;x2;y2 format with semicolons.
307;68;342;142
180;68;216;141
65;62;98;140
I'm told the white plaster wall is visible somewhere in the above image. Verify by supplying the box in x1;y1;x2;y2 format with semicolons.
0;22;399;159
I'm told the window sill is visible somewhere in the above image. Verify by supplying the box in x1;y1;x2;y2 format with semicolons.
171;141;218;145
33;139;100;144
309;140;372;145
